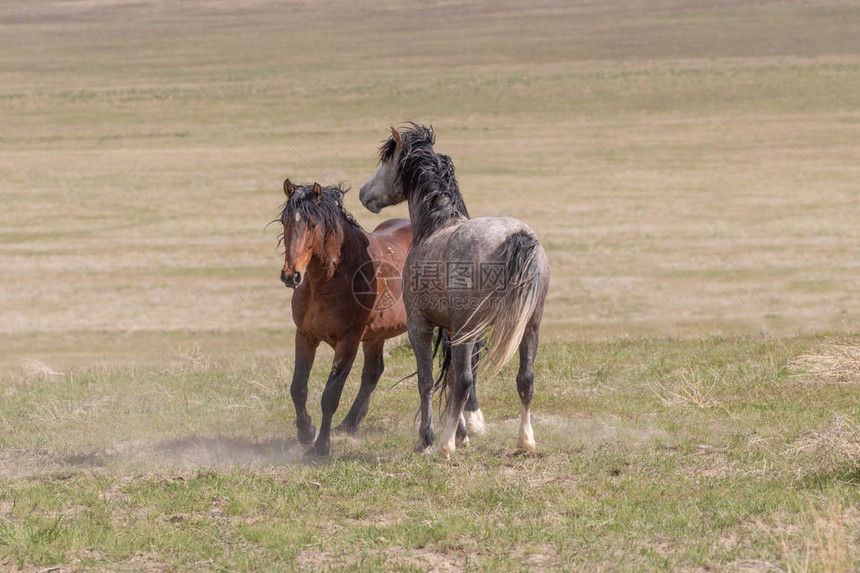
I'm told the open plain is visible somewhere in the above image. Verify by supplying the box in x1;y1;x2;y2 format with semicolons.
1;1;859;570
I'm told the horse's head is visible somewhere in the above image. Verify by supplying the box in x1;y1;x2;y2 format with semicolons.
279;180;325;288
360;125;435;213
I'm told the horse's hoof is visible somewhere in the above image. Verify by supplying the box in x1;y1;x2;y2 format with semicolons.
517;437;536;453
334;422;357;435
435;443;455;459
305;443;330;457
456;434;470;448
297;424;317;445
413;438;433;454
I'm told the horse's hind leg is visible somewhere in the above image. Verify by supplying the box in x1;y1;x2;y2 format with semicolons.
462;337;487;437
516;316;541;453
291;330;319;445
336;339;384;434
436;339;475;458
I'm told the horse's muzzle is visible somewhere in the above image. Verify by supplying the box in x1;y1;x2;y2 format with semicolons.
281;269;303;289
359;185;381;213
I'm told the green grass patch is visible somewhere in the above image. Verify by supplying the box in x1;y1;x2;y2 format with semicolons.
2;334;859;570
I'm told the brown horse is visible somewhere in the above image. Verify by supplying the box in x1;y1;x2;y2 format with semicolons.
278;180;486;455
277;180;411;456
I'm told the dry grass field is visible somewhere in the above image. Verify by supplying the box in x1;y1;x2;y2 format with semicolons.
2;0;860;570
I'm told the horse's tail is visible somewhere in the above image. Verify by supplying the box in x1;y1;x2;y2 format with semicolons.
452;231;544;379
432;328;452;397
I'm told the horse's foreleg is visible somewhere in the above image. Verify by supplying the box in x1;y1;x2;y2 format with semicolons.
462;337;487;437
308;335;360;456
291;330;319;445
336;339;385;434
436;340;475;458
409;319;436;452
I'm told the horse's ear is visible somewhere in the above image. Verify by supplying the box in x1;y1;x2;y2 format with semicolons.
312;182;322;204
284;178;295;199
390;125;403;146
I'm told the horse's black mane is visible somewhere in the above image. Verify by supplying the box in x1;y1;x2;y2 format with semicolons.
276;183;360;249
382;123;469;244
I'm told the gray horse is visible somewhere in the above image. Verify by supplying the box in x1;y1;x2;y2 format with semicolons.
360;124;550;457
